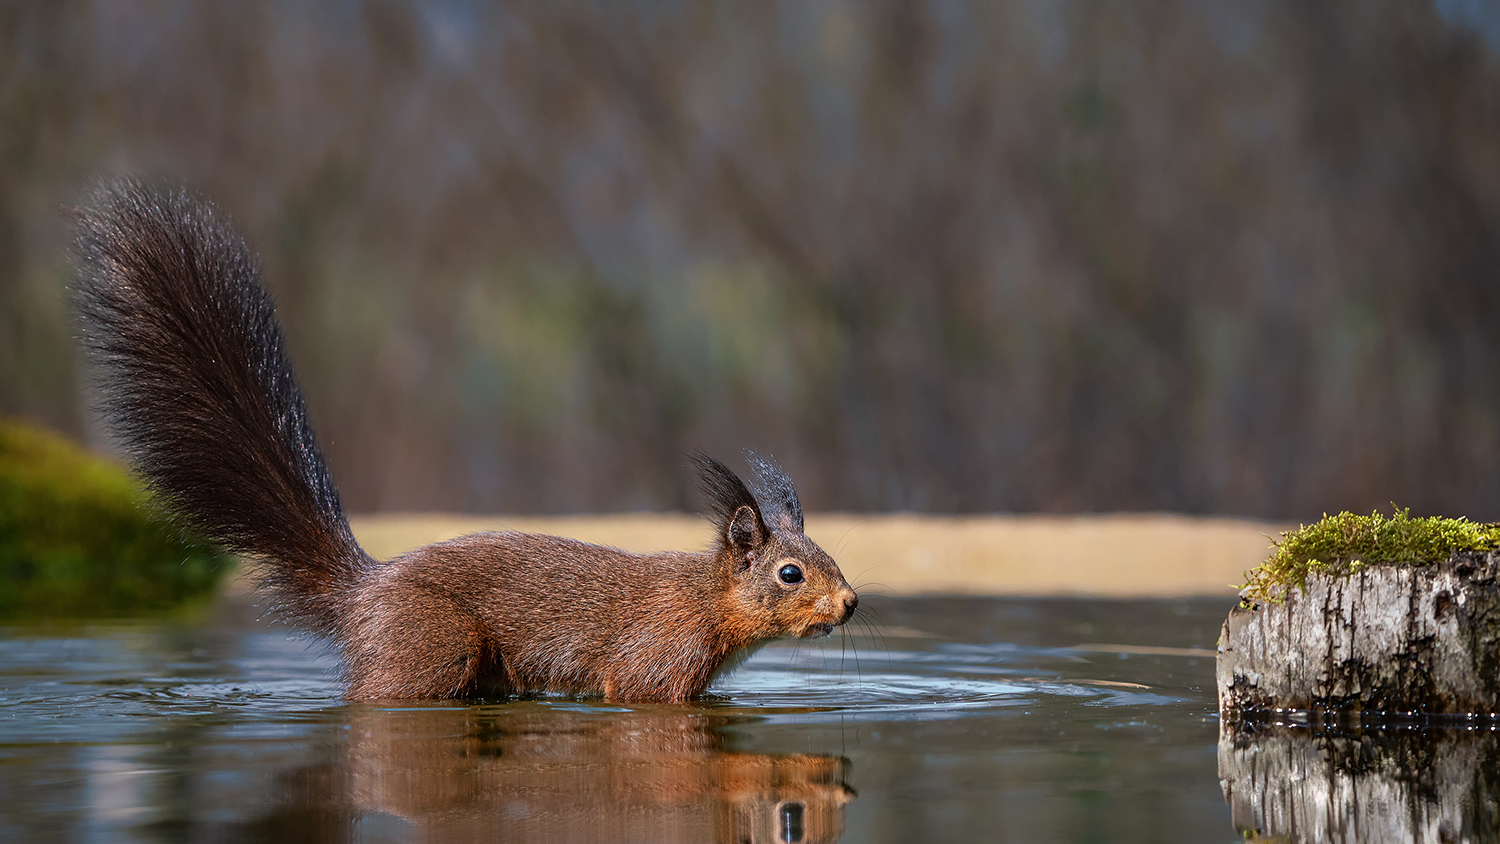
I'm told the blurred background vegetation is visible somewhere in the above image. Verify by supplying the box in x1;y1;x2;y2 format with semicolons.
3;0;1500;520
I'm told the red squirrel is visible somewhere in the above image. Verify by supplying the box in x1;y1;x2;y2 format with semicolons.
72;179;858;702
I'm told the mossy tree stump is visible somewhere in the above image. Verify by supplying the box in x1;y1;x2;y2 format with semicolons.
1218;511;1500;721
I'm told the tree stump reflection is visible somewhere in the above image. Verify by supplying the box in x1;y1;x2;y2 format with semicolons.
1218;723;1500;843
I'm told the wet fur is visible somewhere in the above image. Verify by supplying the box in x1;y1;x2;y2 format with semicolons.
72;179;856;702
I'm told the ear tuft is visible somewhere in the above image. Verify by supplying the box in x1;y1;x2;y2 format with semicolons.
744;451;804;533
691;453;768;549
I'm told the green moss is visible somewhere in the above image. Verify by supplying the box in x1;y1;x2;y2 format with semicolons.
0;418;231;619
1242;507;1500;603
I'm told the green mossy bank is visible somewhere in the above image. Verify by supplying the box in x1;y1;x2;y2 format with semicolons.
0;419;230;619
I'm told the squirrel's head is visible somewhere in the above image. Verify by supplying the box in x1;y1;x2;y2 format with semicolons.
693;452;857;642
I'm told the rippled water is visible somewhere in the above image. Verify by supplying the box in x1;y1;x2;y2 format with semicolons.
0;595;1236;842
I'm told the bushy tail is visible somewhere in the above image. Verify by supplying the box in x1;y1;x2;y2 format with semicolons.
73;179;370;633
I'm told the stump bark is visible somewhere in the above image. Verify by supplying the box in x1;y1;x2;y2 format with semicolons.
1217;551;1500;720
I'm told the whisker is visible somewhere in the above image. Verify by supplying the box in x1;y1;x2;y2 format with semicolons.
852;599;890;630
847;624;864;689
854;615;878;656
816;630;832;681
861;600;891;626
838;624;861;689
833;521;862;559
839;623;849;681
853;606;893;662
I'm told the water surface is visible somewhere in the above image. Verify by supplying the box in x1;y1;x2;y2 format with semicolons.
1;595;1236;842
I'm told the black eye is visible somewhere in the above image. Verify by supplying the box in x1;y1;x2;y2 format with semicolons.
778;564;804;584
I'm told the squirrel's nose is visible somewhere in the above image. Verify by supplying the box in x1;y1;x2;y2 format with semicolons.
841;593;858;620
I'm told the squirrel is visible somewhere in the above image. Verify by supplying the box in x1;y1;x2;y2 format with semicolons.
71;179;858;703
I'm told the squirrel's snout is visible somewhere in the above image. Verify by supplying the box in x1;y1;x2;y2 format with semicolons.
812;588;859;631
839;591;858;622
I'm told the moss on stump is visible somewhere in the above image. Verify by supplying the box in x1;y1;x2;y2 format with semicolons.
1240;508;1500;604
0;418;230;618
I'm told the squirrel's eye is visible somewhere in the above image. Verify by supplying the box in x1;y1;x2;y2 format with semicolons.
778;564;804;585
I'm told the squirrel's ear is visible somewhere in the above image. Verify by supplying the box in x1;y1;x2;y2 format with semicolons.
726;505;763;550
691;452;769;549
745;451;804;534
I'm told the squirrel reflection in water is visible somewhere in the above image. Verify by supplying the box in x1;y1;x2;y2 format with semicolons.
235;705;854;844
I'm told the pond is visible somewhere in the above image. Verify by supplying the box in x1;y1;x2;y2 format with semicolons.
0;594;1258;842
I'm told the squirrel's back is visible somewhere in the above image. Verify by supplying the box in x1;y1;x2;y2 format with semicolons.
349;531;736;699
73;180;371;633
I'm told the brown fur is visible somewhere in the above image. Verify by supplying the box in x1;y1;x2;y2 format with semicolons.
339;528;855;701
73;178;857;702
